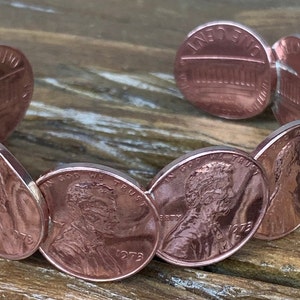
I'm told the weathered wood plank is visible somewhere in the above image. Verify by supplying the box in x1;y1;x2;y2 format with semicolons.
145;260;300;299
0;255;204;300
0;1;299;299
1;255;300;300
206;228;300;289
7;70;276;183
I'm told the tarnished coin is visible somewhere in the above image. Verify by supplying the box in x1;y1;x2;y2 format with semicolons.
37;163;160;282
174;21;272;119
0;45;33;141
271;36;300;124
252;120;300;240
0;143;48;259
147;146;268;267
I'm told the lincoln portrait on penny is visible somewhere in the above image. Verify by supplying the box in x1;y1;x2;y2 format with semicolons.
49;181;121;278
162;160;254;261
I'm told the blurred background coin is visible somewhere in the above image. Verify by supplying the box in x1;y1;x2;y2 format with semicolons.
272;35;300;124
174;21;272;119
0;45;33;141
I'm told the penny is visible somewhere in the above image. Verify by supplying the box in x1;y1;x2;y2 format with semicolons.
147;146;268;267
0;45;34;141
37;163;160;282
273;35;300;75
270;48;278;92
271;35;300;124
0;143;48;259
252;120;300;240
174;21;272;119
272;69;300;124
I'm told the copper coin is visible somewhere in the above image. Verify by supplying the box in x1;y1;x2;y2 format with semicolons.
0;143;48;259
147;146;268;267
270;48;278;92
272;69;300;125
271;35;300;124
37;163;160;282
0;45;33;141
252;120;300;240
174;21;272;119
273;35;300;75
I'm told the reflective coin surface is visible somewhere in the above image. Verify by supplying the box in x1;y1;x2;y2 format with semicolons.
174;21;272;119
272;69;300;124
273;35;300;75
147;146;268;267
272;36;300;124
0;45;34;141
252;120;300;240
0;143;48;259
37;163;160;282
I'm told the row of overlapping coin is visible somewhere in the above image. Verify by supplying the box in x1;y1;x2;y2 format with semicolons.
174;20;300;124
0;120;299;281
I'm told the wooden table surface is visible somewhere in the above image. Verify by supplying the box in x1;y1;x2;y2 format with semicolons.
1;1;300;299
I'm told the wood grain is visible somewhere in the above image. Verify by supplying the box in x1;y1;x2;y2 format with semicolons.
0;1;299;299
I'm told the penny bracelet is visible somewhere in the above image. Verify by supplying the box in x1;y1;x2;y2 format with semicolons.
0;119;299;282
0;21;299;282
